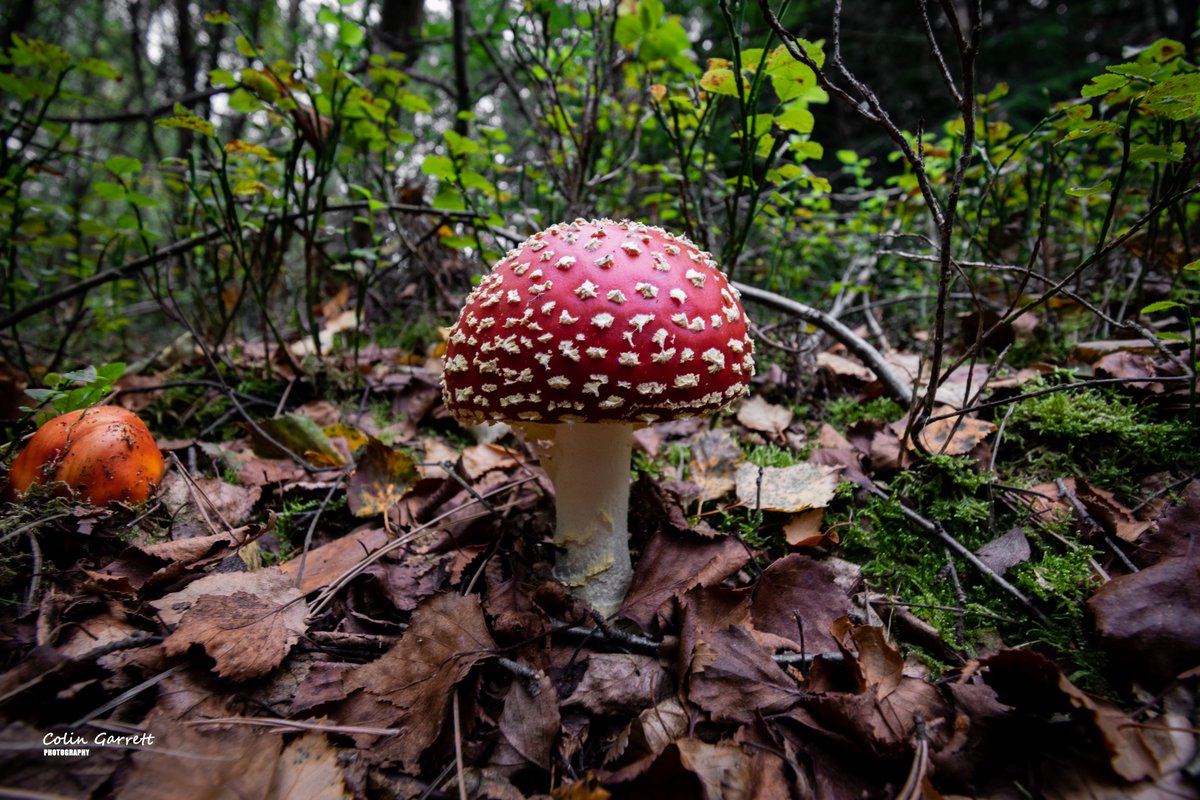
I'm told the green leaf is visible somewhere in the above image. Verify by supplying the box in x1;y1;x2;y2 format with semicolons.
1065;180;1112;197
1059;121;1119;143
444;129;481;156
104;156;142;175
245;413;346;467
59;366;97;384
791;140;824;160
1106;61;1157;79
1130;143;1181;162
232;179;269;195
91;180;127;200
78;57;122;81
1141;300;1182;314
339;20;364;46
1144;73;1200;119
433;187;466;211
421;155;456;179
240;69;280;101
459;169;494;192
204;10;232;24
641;17;689;62
125;191;160;208
209;68;238;87
1181;259;1200;272
0;73;35;101
775;105;814;133
397;92;431;113
228;87;265;113
1080;72;1129;97
235;34;258;57
614;15;643;47
95;362;126;383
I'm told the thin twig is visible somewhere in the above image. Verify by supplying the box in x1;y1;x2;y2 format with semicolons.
452;691;468;800
866;483;1051;624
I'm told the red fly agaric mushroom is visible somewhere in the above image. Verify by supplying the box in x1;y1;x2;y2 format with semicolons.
441;218;754;614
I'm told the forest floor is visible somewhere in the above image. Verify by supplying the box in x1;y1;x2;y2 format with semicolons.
0;319;1198;799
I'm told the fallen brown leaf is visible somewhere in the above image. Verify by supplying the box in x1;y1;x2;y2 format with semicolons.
688;623;802;724
278;526;391;594
1089;556;1200;688
268;732;350;800
163;585;308;681
620;530;750;631
736;394;794;438
750;555;855;655
782;508;826;547
343;591;496;770
686;428;743;501
151;566;300;627
499;671;559;770
564;653;671;716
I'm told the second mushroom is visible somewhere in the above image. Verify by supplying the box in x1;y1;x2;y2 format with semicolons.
442;218;755;615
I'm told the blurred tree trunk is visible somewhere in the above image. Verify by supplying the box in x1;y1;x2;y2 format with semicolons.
379;0;425;63
0;0;37;46
450;0;470;135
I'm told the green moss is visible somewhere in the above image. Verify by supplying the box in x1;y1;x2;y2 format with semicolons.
744;442;807;468
825;396;904;429
828;451;1106;685
1001;385;1199;497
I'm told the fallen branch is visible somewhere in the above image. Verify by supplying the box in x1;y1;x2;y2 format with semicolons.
733;281;915;406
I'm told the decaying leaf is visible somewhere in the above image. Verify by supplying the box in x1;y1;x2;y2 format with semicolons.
621;530;750;631
564;653;671;716
974;528;1032;576
688;624;802;723
278;526;391;594
119;720;285;799
85;524;268;594
163;584;307;681
735;394;794;437
150;566;300;626
687;427;743;501
750;555;855;655
499;671;559;770
268;732;350;800
244;412;346;467
1089;556;1200;688
735;461;839;512
982;649;1177;783
897;408;996;455
343;591;496;770
347;437;418;517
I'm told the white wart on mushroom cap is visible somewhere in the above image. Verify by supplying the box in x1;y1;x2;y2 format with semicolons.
442;218;755;425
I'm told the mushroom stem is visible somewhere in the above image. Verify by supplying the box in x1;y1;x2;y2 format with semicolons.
539;421;633;616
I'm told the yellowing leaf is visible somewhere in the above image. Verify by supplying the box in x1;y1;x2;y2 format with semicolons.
155;112;216;137
225;139;277;160
232;179;269;196
699;67;745;97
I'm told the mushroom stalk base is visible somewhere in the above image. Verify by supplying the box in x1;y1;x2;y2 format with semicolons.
542;421;633;616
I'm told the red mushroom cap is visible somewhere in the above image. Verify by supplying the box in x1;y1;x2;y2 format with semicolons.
442;218;755;425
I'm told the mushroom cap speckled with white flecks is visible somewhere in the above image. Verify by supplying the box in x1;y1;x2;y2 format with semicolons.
441;218;755;425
